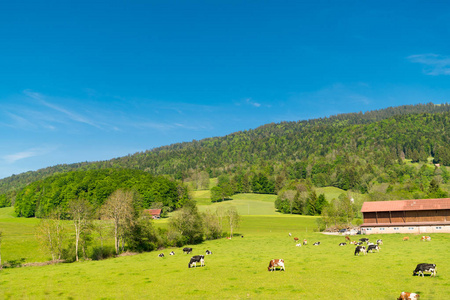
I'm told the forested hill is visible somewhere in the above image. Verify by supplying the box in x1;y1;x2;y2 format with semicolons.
1;102;450;198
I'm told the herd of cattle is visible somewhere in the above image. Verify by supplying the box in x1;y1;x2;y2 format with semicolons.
157;247;212;268
288;234;436;299
154;233;436;299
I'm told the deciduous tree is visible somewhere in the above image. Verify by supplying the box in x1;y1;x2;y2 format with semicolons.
68;198;93;262
100;189;135;255
225;206;241;238
35;209;66;261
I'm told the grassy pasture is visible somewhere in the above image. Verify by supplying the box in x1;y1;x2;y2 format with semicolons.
198;193;279;216
1;211;449;299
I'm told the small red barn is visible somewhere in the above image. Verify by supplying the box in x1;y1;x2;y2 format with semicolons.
144;209;162;219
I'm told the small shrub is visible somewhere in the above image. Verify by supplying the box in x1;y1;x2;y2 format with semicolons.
91;246;115;260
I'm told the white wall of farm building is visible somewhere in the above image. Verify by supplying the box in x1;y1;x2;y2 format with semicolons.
361;225;450;234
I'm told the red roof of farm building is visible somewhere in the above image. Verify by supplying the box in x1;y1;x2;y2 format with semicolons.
361;198;450;213
144;209;162;216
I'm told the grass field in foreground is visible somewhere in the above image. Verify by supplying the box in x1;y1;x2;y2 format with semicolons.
1;214;449;299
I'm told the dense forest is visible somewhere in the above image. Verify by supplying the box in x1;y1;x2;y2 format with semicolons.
2;103;450;209
13;169;189;218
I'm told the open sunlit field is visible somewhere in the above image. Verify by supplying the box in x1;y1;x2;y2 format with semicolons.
1;204;449;299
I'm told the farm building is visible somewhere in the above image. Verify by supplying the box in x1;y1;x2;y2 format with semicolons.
360;198;450;234
143;209;162;219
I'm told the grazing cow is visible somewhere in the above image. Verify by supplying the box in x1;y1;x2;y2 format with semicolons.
345;236;351;242
188;255;205;268
169;251;175;255
359;238;369;243
356;242;363;246
367;244;380;252
376;239;383;245
397;292;420;300
420;236;431;242
303;239;308;245
313;242;320;246
354;246;367;256
413;263;436;277
158;253;164;257
295;243;302;247
183;247;193;254
403;236;409;241
339;242;347;246
206;250;212;255
268;259;285;271
367;242;374;246
294;237;299;242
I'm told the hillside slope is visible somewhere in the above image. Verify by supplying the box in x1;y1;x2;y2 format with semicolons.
1;103;450;197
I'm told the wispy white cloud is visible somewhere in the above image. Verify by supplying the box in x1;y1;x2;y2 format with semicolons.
246;98;261;107
4;112;37;129
23;90;102;129
3;147;55;164
408;53;450;75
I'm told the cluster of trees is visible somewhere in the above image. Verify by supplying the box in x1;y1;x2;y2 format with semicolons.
319;194;359;230
274;181;327;216
32;189;240;263
13;169;189;218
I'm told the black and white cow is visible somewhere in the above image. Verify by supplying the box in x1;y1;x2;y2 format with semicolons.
313;242;320;246
158;253;164;257
367;244;379;252
356;242;364;246
183;247;193;254
339;242;347;246
354;246;367;256
170;251;175;255
188;255;205;268
359;238;369;243
413;263;436;277
206;250;212;255
376;239;383;245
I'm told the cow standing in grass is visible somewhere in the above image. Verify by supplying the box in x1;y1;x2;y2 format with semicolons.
398;292;420;299
413;263;436;277
188;255;205;268
268;259;285;271
354;246;366;256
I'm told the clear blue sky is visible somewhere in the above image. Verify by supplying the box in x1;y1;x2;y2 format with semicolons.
1;1;450;179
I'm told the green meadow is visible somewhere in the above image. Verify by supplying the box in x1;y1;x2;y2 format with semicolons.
1;196;450;299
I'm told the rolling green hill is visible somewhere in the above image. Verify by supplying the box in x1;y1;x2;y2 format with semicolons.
2;103;450;206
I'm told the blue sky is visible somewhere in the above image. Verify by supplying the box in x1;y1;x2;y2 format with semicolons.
1;1;450;179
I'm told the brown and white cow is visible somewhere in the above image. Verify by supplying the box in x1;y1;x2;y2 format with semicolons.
268;259;285;271
303;239;308;245
420;236;431;241
397;291;420;299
